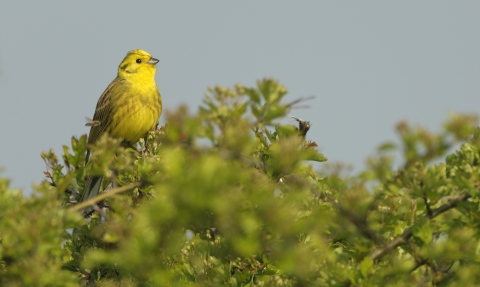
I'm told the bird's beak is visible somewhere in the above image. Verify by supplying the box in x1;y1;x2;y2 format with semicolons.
148;58;159;65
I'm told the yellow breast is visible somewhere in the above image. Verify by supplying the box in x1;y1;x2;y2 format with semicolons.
108;81;162;145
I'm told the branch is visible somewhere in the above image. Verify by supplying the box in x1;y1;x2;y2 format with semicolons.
369;192;471;261
67;181;144;213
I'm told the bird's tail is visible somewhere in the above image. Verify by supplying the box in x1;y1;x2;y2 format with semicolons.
81;176;103;215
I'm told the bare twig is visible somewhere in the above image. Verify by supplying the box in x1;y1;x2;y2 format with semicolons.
286;96;316;108
68;181;144;213
409;259;428;273
369;192;471;261
422;194;433;218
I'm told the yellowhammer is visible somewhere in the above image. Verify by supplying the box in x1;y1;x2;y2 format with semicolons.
81;50;162;211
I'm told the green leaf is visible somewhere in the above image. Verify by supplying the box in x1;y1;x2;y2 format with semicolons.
360;257;373;277
412;217;433;244
243;87;261;104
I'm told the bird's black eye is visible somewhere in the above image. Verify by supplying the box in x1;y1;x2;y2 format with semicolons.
136;59;142;64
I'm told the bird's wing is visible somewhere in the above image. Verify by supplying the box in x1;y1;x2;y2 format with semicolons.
87;78;123;147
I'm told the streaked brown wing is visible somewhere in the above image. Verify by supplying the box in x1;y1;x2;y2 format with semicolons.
87;77;123;146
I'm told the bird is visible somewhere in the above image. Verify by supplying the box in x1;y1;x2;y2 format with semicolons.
80;49;162;214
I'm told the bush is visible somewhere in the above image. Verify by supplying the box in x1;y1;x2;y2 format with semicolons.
1;79;480;286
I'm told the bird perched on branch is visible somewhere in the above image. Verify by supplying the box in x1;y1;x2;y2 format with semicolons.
81;50;162;214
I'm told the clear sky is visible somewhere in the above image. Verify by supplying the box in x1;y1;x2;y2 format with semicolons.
1;2;480;192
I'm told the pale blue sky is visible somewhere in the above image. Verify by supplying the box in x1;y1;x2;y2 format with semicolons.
1;2;480;192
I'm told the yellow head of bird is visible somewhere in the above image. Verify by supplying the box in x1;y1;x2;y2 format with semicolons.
117;49;159;80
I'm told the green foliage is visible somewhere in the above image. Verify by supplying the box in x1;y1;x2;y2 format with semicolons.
1;79;480;286
0;177;80;286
